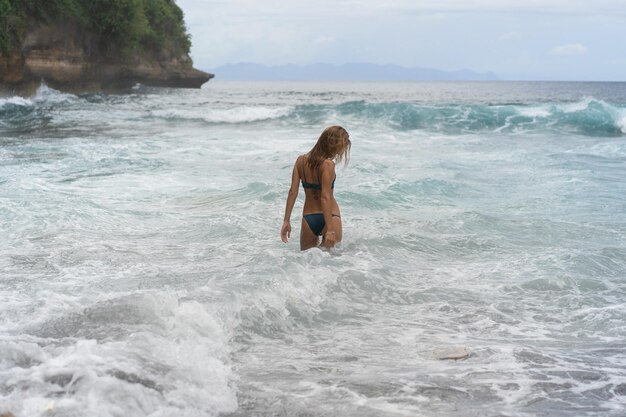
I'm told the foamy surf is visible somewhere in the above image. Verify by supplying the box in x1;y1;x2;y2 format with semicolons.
2;80;626;416
31;83;78;104
0;96;33;108
151;105;291;124
1;292;238;417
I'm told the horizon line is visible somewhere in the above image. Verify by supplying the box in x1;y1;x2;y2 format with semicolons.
199;62;626;82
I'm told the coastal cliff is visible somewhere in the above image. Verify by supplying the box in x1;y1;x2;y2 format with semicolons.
0;0;212;93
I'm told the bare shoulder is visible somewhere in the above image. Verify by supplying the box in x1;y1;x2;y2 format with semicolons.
321;159;336;170
320;159;336;179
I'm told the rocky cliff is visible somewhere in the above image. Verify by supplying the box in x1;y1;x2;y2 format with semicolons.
0;23;211;94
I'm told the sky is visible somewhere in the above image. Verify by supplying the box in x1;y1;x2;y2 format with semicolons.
176;0;626;81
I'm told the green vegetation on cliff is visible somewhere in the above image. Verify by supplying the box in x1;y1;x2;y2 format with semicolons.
0;0;191;59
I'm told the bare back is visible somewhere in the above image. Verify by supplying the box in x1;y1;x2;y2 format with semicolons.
298;155;340;216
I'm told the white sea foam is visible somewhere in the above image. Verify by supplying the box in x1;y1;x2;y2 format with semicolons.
517;106;551;118
0;96;33;107
32;83;78;104
616;110;626;134
0;294;238;417
559;97;594;113
152;105;291;124
0;84;75;110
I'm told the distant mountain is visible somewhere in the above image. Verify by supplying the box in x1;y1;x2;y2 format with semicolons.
208;63;498;81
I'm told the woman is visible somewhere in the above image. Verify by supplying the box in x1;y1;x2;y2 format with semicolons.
281;126;351;250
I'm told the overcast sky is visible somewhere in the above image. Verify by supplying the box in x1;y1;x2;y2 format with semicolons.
176;0;626;81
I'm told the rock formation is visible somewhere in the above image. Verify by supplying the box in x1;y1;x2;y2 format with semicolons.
0;22;212;94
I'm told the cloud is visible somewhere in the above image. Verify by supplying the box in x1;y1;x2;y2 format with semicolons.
549;43;588;56
175;0;624;80
374;0;626;16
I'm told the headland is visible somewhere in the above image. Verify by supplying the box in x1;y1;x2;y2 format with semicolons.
0;1;212;94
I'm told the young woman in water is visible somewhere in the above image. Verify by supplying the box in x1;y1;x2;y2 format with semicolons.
281;126;351;250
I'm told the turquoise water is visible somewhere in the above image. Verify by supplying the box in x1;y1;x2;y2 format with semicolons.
1;81;626;416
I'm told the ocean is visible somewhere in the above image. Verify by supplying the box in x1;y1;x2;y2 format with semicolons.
1;81;625;417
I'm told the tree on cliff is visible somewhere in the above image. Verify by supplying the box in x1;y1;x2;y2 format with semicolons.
0;0;191;60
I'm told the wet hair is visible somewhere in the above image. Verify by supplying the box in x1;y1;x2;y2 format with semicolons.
306;125;351;171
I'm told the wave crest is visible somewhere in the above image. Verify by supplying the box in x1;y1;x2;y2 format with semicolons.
289;98;626;136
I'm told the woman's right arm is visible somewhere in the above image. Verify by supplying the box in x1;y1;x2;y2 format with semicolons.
281;157;300;243
319;159;337;248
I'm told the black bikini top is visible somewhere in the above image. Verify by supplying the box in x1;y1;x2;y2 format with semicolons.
301;156;335;190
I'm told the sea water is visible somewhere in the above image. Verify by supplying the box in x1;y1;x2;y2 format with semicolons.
1;81;625;417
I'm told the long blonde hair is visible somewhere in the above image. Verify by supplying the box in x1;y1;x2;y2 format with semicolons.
306;125;351;171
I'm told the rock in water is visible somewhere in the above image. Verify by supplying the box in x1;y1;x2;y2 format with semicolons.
434;347;470;360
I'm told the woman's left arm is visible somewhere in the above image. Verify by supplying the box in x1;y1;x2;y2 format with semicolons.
281;158;300;243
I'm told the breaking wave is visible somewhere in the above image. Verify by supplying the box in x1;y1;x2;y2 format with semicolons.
286;98;626;136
